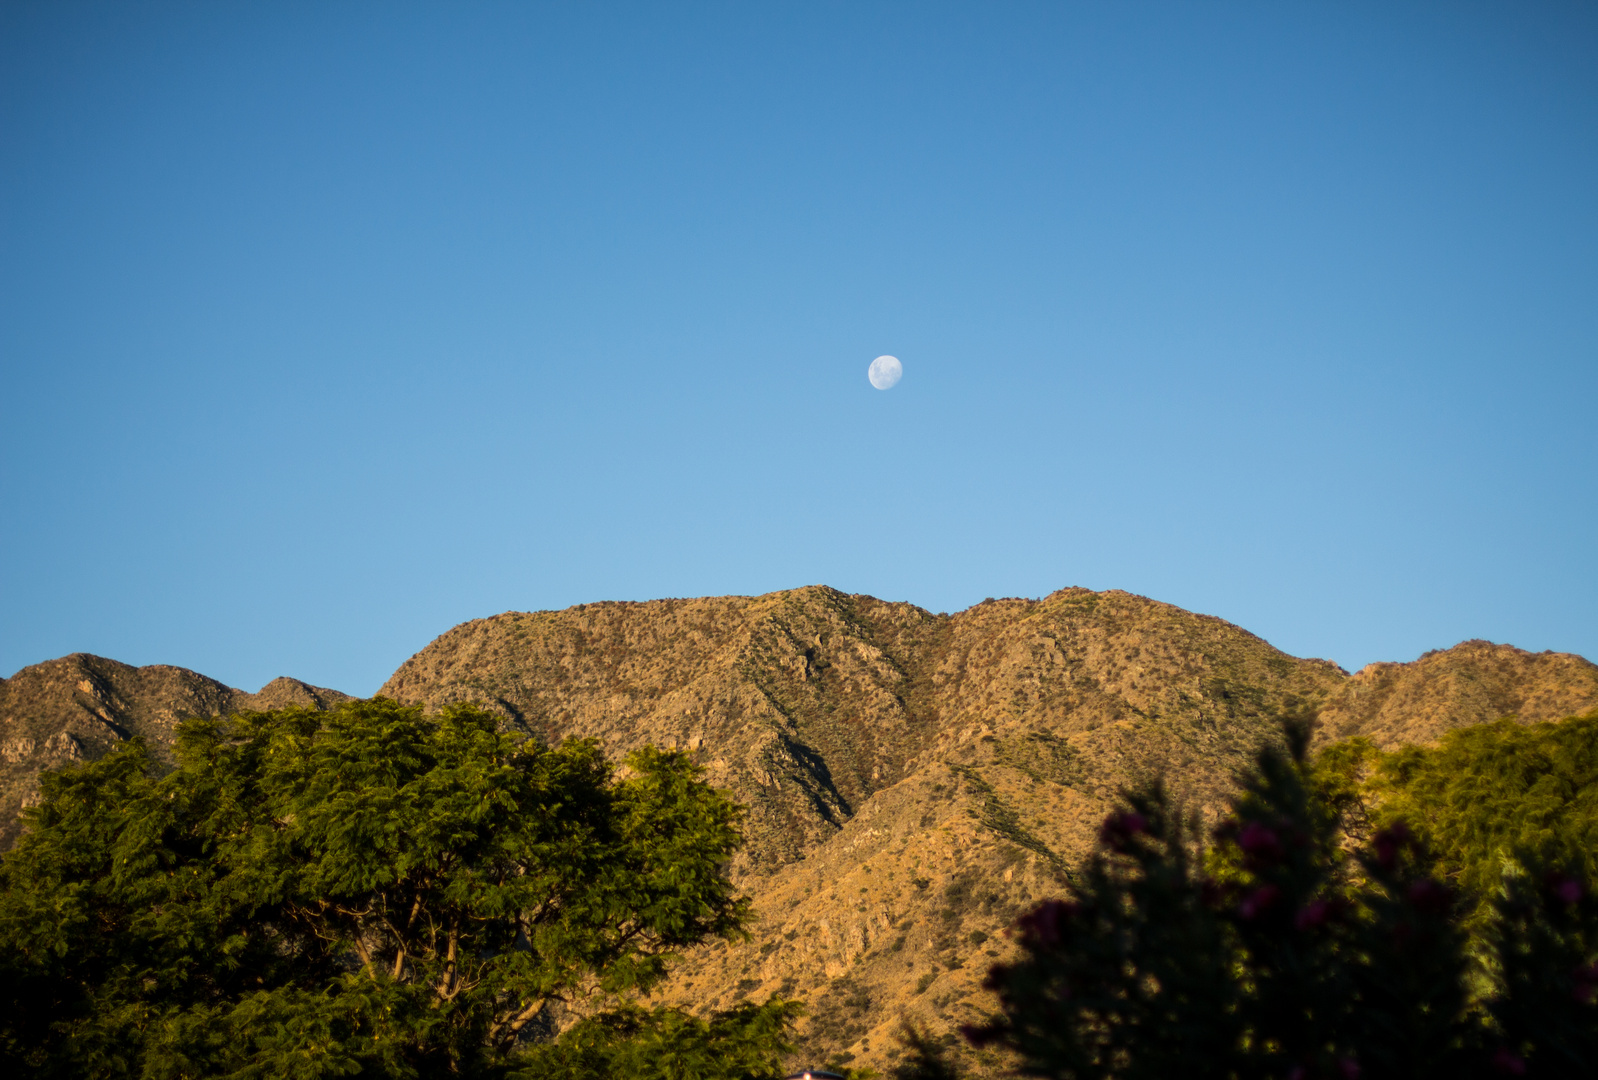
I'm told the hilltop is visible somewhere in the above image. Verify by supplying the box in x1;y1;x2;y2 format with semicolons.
0;653;349;849
4;585;1596;1073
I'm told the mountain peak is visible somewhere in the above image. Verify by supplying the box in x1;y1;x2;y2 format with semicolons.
5;588;1595;1072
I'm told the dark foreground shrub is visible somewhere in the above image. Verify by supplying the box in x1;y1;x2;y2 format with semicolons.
951;719;1597;1080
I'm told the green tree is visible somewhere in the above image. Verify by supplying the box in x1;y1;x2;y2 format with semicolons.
0;698;796;1079
955;719;1598;1079
510;1000;803;1079
1364;710;1598;928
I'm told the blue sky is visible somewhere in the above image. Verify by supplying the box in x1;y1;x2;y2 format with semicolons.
3;2;1595;696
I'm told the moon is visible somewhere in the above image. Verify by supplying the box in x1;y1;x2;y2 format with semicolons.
868;355;902;390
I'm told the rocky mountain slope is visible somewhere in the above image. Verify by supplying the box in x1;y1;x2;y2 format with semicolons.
5;586;1596;1074
1314;638;1598;749
0;653;349;847
375;586;1598;1073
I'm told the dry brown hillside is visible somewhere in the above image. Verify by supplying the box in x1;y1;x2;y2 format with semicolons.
378;587;1351;878
377;586;1598;1074
5;588;1595;1074
0;654;349;848
1315;639;1598;749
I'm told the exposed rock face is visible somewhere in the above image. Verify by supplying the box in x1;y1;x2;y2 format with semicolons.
5;587;1595;1074
0;654;350;848
378;586;1352;879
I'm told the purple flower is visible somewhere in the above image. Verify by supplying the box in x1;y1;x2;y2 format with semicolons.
1490;1047;1527;1075
1237;821;1285;864
1545;873;1583;905
1573;962;1598;1004
1405;878;1452;915
1371;822;1412;870
1295;899;1333;931
1100;811;1149;851
1237;884;1281;920
1017;900;1075;948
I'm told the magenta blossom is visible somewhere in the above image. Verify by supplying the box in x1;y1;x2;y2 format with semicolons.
1371;822;1412;870
1545;873;1583;905
1573;961;1598;1004
1490;1047;1527;1075
1237;821;1285;864
1295;899;1334;931
1016;899;1076;949
1237;884;1281;920
1099;810;1150;851
1405;878;1452;915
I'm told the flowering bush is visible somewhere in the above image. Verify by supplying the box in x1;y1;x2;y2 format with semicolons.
959;719;1597;1080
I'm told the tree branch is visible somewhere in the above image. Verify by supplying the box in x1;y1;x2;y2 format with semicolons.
491;994;552;1045
435;925;458;1001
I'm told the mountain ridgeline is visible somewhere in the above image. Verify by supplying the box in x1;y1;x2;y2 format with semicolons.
4;585;1596;1073
0;654;350;849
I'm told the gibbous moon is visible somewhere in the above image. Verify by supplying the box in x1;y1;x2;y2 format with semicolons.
868;355;902;390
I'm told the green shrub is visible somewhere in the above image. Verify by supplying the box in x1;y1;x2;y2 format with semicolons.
1365;711;1598;929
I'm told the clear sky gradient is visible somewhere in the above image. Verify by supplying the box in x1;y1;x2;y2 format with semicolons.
3;2;1595;695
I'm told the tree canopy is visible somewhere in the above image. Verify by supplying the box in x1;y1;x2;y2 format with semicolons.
1319;710;1598;928
0;698;797;1079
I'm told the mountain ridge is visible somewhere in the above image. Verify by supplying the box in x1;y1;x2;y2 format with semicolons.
0;652;351;847
5;585;1596;1072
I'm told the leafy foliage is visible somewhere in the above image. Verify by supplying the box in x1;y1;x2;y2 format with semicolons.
1364;711;1598;926
0;698;796;1078
509;999;804;1080
950;718;1598;1079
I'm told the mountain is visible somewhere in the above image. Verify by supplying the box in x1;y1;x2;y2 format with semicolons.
374;585;1598;1072
5;586;1596;1073
1314;638;1598;749
0;653;350;848
377;586;1353;878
